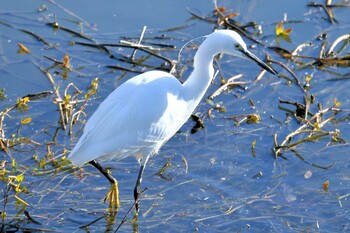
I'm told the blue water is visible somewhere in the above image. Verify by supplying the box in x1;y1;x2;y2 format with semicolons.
0;0;349;232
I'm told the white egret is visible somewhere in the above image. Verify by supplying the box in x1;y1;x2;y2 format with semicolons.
68;29;277;210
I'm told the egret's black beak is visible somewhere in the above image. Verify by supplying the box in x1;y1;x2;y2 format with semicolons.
241;49;278;75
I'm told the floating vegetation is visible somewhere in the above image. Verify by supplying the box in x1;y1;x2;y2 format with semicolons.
226;113;262;126
275;21;293;44
0;0;349;232
17;43;31;54
272;96;345;167
307;0;350;24
0;5;184;229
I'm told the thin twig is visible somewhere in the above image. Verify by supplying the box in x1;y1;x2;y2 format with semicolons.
131;26;147;60
266;57;305;93
326;34;350;56
114;188;147;232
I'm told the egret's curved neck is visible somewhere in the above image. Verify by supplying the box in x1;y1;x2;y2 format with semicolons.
181;42;217;107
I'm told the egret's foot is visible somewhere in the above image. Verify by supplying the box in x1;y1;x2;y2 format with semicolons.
132;209;139;231
104;178;120;209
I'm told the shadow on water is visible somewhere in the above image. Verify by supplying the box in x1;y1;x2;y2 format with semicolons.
0;0;350;232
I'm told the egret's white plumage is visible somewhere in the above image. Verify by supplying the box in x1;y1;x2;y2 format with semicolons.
68;30;276;209
69;70;185;166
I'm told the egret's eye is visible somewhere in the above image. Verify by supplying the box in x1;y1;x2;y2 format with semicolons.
234;43;240;49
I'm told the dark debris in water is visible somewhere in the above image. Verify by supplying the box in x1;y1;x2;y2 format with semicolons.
0;0;350;232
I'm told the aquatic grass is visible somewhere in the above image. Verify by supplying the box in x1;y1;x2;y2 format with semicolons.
0;1;349;232
0;9;184;230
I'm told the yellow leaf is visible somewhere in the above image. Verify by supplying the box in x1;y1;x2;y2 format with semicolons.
16;97;30;112
251;139;257;148
313;122;320;130
276;21;293;36
17;43;31;54
323;180;329;192
216;7;226;12
16;174;24;183
305;75;313;82
90;78;99;92
21;137;32;143
12;158;17;168
21;117;32;125
333;98;341;107
284;28;293;34
85;78;99;99
64;94;71;101
247;114;261;124
225;13;239;19
276;22;284;36
22;97;30;103
63;55;70;68
39;158;46;168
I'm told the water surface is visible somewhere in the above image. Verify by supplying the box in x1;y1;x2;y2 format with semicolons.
0;0;349;232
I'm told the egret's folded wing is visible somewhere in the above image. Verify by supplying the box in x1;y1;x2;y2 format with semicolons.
68;71;184;166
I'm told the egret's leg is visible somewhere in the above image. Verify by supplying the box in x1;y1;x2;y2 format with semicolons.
89;160;120;209
134;164;145;211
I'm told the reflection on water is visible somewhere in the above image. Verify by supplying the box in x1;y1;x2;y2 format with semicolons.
0;0;349;232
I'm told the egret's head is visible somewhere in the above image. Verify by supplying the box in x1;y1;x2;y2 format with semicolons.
206;30;277;75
